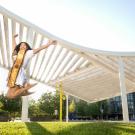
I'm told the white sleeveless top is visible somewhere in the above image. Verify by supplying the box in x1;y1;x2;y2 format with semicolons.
13;50;34;86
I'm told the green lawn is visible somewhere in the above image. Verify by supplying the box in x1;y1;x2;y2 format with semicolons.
0;122;135;135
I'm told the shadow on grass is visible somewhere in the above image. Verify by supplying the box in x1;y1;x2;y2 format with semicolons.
57;122;135;135
25;122;53;135
25;122;135;135
112;123;135;135
57;122;118;135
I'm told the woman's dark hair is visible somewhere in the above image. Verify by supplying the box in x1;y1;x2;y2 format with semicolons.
13;42;32;55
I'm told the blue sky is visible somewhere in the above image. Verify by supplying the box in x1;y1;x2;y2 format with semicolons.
1;0;135;51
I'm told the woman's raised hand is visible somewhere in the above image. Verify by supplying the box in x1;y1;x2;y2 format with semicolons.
48;40;57;45
13;34;18;38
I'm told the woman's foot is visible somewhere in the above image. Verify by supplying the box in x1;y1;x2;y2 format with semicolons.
20;83;37;96
6;83;38;99
24;83;38;89
21;91;35;96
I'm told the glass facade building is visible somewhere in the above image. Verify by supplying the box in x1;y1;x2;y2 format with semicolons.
108;92;135;120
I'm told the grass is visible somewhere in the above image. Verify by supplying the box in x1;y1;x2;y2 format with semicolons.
0;122;135;135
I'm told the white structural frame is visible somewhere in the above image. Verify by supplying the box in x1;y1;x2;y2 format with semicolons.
1;6;135;122
118;57;129;122
21;96;29;122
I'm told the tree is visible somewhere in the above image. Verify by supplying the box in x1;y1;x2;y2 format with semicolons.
38;92;56;116
29;100;41;117
0;94;22;117
0;101;3;110
88;102;101;117
75;99;109;120
34;91;66;119
76;100;87;116
69;100;76;113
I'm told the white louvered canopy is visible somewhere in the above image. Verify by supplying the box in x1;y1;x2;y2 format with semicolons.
0;6;135;103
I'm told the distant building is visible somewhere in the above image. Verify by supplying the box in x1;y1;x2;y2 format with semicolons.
107;92;135;120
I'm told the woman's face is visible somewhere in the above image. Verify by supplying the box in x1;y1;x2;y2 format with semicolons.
20;43;28;50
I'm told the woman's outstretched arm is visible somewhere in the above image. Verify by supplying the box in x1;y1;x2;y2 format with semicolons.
12;34;18;53
33;40;57;54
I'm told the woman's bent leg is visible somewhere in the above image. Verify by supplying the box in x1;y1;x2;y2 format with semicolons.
6;87;17;99
6;83;37;99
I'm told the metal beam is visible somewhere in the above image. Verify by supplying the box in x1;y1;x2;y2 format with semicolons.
1;5;135;56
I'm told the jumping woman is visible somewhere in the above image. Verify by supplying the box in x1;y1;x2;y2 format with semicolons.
6;34;57;99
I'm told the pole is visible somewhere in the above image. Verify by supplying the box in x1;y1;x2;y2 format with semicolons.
118;56;129;122
66;94;69;122
21;96;29;122
59;81;63;122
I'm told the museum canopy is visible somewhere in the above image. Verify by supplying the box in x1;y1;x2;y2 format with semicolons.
0;6;135;104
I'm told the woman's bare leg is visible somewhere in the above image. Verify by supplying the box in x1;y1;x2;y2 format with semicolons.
6;83;37;99
6;87;17;99
14;83;37;97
